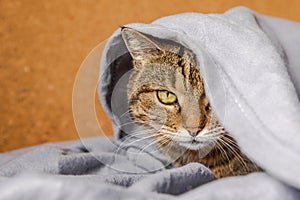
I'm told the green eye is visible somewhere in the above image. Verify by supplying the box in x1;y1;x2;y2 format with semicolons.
157;90;177;105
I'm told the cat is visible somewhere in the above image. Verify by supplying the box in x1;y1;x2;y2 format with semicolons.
121;27;260;178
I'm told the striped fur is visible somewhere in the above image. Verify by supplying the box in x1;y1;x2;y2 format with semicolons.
122;28;260;178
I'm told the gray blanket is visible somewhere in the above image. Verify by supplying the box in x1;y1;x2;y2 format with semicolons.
1;6;300;200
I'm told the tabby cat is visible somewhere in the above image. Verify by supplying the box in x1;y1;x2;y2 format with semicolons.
121;27;259;178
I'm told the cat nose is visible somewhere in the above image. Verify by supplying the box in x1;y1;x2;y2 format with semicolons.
185;126;203;137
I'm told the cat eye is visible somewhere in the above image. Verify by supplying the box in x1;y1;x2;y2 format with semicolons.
157;90;177;105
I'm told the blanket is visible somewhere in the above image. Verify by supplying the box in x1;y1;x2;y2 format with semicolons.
1;6;300;200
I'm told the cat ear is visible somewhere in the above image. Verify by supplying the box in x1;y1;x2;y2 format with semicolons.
121;27;161;61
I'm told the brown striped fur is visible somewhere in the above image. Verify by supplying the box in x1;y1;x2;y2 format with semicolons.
122;28;260;178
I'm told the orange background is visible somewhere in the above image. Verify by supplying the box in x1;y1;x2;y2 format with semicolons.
1;0;300;152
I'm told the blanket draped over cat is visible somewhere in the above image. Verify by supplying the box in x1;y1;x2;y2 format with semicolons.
1;6;300;200
99;6;300;187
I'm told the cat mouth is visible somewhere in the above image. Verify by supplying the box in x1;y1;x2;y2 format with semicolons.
180;140;208;145
179;136;216;144
191;139;202;144
175;136;217;151
181;139;202;144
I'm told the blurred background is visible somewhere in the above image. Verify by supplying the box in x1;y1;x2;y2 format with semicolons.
1;0;299;152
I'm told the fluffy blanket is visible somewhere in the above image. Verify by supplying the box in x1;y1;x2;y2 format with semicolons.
1;6;300;200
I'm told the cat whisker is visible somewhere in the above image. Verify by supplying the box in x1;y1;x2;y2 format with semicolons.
158;129;176;136
158;130;179;141
115;129;156;152
119;129;153;143
159;125;176;132
220;135;240;149
150;135;172;151
214;141;233;171
217;138;249;171
155;140;172;151
128;127;153;134
123;132;163;147
122;129;155;141
119;120;140;127
118;109;132;120
220;136;260;171
220;138;246;167
135;134;171;160
137;140;158;155
115;134;159;155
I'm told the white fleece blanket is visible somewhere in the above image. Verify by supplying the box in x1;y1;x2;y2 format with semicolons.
1;6;300;200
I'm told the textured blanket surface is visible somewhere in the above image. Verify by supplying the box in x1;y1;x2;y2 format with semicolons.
1;138;299;200
1;6;300;199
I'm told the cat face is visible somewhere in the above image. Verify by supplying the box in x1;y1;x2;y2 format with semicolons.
122;28;225;151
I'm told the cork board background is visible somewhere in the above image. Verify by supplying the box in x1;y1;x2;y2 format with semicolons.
1;0;300;152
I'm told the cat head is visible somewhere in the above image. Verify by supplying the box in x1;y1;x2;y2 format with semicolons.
122;27;224;151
